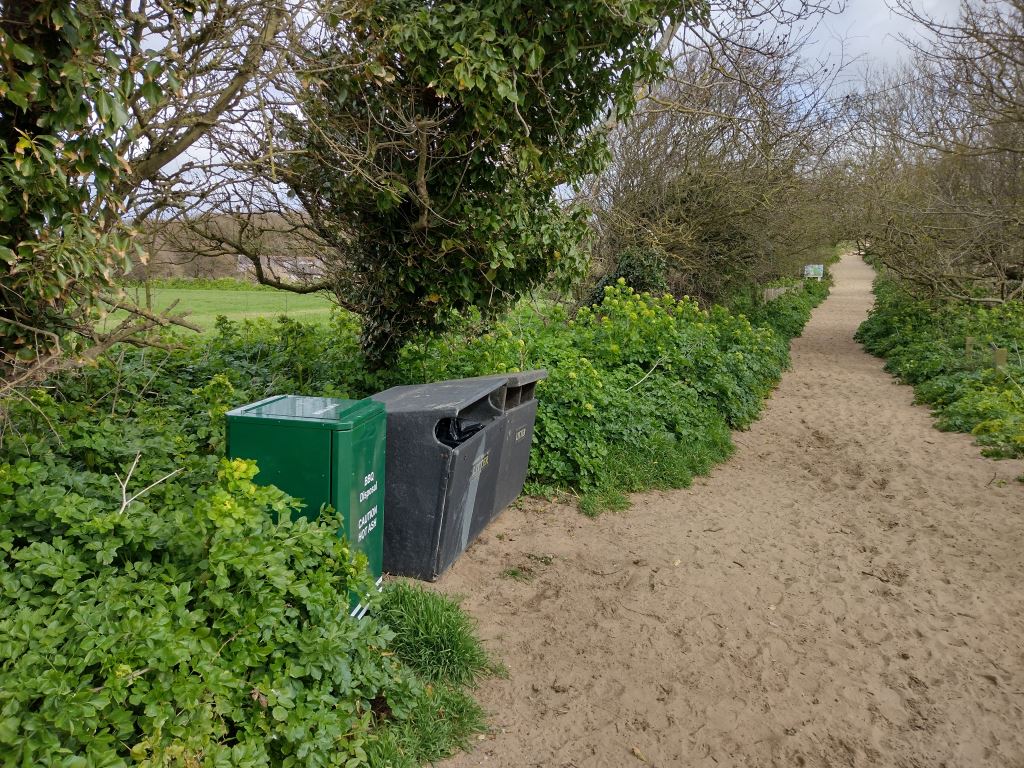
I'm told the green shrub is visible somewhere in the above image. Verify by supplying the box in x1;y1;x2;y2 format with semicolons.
588;245;669;306
131;276;827;499
115;275;827;503
18;271;828;544
856;276;1024;457
730;276;831;340
0;385;489;766
1;451;387;763
394;278;827;505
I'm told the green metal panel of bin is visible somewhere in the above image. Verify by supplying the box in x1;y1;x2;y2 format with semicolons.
225;395;385;616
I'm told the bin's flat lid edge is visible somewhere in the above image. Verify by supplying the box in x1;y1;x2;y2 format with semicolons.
336;398;385;429
436;369;549;386
226;395;383;429
371;379;506;413
225;394;288;418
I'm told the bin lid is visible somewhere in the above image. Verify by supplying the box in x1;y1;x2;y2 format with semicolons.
226;395;383;430
442;369;548;387
371;378;506;416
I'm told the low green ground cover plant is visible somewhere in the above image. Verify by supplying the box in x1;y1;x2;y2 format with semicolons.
856;276;1024;458
0;376;492;767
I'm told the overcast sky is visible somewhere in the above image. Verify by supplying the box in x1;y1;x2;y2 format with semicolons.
816;0;963;68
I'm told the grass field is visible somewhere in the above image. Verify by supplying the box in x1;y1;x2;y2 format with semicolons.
113;286;336;332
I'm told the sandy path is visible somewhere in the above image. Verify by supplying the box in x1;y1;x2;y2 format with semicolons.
436;252;1024;768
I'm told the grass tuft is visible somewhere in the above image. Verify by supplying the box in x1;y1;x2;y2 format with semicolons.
500;566;535;582
367;582;500;766
578;487;630;517
377;581;496;687
365;684;487;767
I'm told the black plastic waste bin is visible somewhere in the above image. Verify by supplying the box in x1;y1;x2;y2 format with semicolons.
371;370;546;580
371;378;506;580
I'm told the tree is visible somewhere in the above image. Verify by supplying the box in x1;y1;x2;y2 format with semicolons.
892;0;1024;158
1;0;288;394
278;0;694;363
585;3;849;304
842;0;1024;302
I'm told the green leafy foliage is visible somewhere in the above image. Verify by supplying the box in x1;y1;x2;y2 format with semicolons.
204;313;376;399
1;268;827;759
63;269;827;495
108;275;828;503
0;1;195;368
0;374;493;765
730;278;831;340
588;245;670;306
284;0;697;362
394;278;828;504
856;277;1024;458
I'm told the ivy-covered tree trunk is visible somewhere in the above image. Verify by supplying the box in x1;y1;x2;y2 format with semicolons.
283;0;695;366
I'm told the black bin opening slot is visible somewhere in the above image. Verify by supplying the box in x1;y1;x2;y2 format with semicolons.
435;417;484;448
505;386;522;408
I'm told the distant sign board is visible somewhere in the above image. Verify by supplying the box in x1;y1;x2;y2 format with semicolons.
803;264;824;280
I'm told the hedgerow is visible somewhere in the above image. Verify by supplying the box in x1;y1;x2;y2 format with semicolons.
393;278;829;507
95;277;829;500
731;278;831;339
856;276;1024;458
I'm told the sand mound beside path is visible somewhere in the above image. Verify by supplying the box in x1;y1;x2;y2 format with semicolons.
436;252;1024;768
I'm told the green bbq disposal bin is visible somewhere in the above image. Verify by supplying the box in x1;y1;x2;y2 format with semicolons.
225;395;385;616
